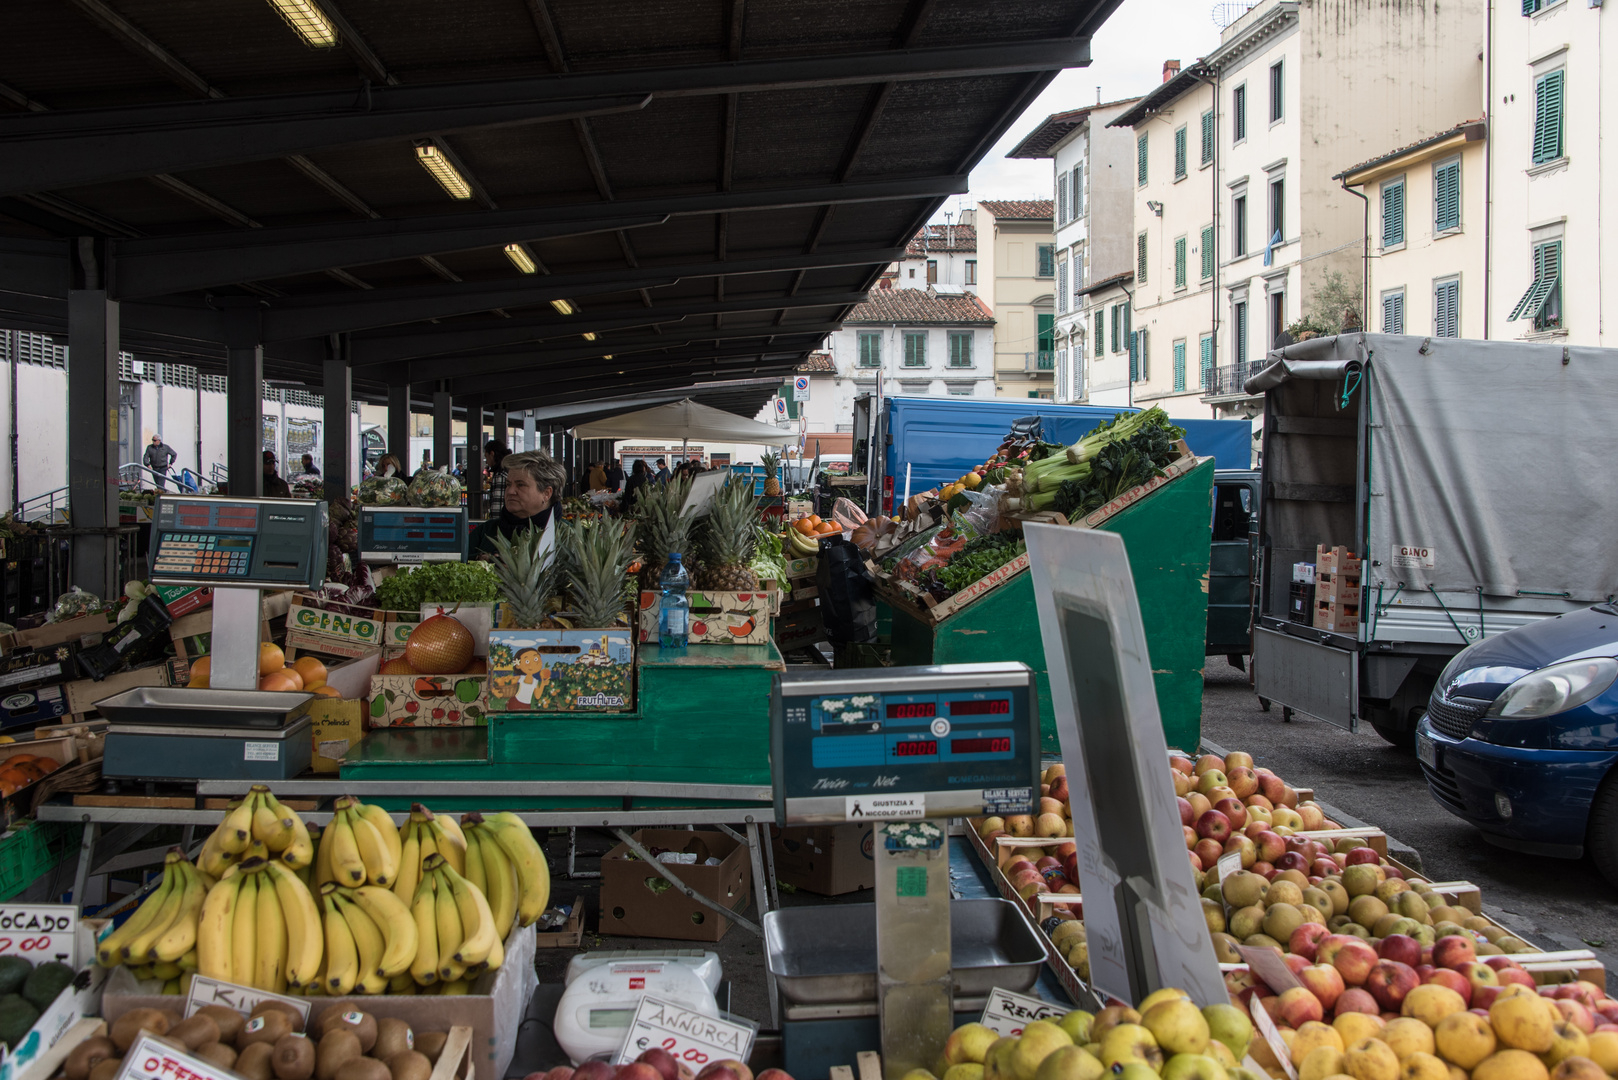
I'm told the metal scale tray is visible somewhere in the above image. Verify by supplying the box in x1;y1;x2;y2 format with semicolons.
763;897;1046;1005
93;687;315;728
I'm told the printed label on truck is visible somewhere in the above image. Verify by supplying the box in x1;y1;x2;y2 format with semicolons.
1391;544;1435;570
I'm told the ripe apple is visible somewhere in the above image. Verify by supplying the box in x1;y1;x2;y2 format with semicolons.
1049;777;1070;803
1228;766;1260;799
1284;953;1312;976
1274;851;1309;873
1424;967;1473;1006
1300;963;1347;1010
1188;850;1204;873
1196;809;1233;842
1483;955;1524;972
1334;987;1380;1017
1187;792;1213;818
1179;797;1195;825
638;1051;680;1080
1194;838;1225;868
1214;798;1249;831
1379;934;1422;968
1171;755;1195;775
1246;794;1275;812
1558;1001;1596;1034
1497;967;1538;990
574;1065;617;1080
1254;862;1277;880
1343;846;1381;866
1332;939;1381;986
1432;935;1477;970
1253;831;1286;863
1316;934;1360;968
1290;923;1331;962
1278;986;1325;1027
1366;959;1419;1012
1183;825;1199;849
1312;857;1340;878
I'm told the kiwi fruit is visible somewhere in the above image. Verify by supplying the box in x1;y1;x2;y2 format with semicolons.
412;1032;447;1064
372;1019;413;1063
386;1050;431;1080
111;1009;171;1052
253;1001;307;1033
194;1043;239;1070
315;1029;363;1080
241;1010;296;1049
236;1041;277;1080
318;1010;377;1054
89;1059;124;1080
169;1015;222;1051
334;1059;392;1080
271;1033;317;1080
197;1005;246;1045
64;1035;118;1080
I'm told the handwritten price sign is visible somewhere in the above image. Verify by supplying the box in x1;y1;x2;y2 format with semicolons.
115;1034;235;1080
612;996;756;1068
979;987;1064;1037
183;976;311;1024
0;905;77;968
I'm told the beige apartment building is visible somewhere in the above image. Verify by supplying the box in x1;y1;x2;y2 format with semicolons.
976;200;1056;399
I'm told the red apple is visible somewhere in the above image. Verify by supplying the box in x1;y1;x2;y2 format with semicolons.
695;1067;741;1080
1179;797;1195;826
1598;1023;1618;1033
1188;850;1204;873
1194;838;1225;868
1301;963;1347;1010
1214;798;1249;831
1558;1000;1596;1034
1284;953;1312;976
1279;986;1325;1027
1594;1001;1618;1025
1498;967;1538;990
1483;955;1524;972
1334;987;1380;1017
1183;825;1199;849
1196;809;1233;842
1224;834;1258;868
1432;935;1477;971
1416;964;1436;981
1274;851;1309;874
573;1065;616;1080
1035;856;1061;870
1378;934;1422;968
638;1052;680;1080
1290;923;1331;962
756;1071;794;1080
1344;847;1381;866
1421;947;1434;967
1252;860;1275;879
1366;960;1419;1012
1317;934;1359;968
1470;1008;1492;1019
1472;985;1503;1011
1253;831;1286;863
539;1070;574;1080
1332;938;1381;987
1049;777;1070;803
1424;967;1473;1006
1312;858;1340;878
1258;773;1288;804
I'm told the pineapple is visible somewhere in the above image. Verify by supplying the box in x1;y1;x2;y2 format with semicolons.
762;452;781;497
695;476;761;591
633;474;697;591
488;525;558;629
564;518;637;627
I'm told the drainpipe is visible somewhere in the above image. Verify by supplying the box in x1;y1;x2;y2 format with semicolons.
1119;281;1136;409
1484;0;1494;339
8;332;18;515
1341;177;1370;328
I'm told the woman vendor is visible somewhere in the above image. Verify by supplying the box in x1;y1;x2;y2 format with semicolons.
469;449;565;558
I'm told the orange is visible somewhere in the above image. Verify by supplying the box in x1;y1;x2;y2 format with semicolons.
282;667;304;691
10;762;43;781
808;515;822;526
259;642;286;675
312;685;343;698
33;759;59;775
259;671;299;692
189;656;212;683
292;656;328;690
188;676;210;690
793;518;815;536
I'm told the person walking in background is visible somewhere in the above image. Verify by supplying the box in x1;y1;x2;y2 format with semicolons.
654;458;670;484
262;451;292;498
622;459;650;515
143;434;177;491
586;460;608;490
300;453;320;477
605;457;624;492
485;440;510;517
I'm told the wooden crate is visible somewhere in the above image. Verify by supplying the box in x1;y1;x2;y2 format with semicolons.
533;900;586;949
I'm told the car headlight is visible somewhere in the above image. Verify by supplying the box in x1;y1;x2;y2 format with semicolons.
1485;657;1618;719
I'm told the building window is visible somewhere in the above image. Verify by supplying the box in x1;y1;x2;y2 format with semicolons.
1433;159;1461;233
1173;339;1187;392
1509;239;1562;329
1381;289;1405;334
1057;260;1068;313
1130;326;1144;382
1269;61;1284;123
1111;303;1122;353
903;332;927;367
1233;300;1248;362
1200;224;1215;281
926;259;938;285
1232;194;1247;257
1269;178;1285;248
1071;242;1084;297
908;267;916;279
1136;232;1148;283
1233;84;1247;142
1522;0;1565;15
1381;178;1406;248
1174;236;1187;289
1270;291;1286;347
1037;314;1054;367
948;386;974;396
1200;109;1214;166
1036;244;1055;277
1532;69;1564;165
1433;277;1460;338
1071;166;1084;216
1174;125;1188;180
1137;132;1148;186
1199;333;1214;388
964;260;977;285
858;332;882;367
1057;171;1069;223
1094;310;1104;357
949;332;974;367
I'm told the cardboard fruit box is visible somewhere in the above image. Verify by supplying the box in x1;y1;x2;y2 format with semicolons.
635;590;776;645
284;594;396;659
486;628;634;713
367;671;489;729
600;828;751;943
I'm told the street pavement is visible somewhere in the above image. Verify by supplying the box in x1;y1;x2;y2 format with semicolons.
1200;659;1618;974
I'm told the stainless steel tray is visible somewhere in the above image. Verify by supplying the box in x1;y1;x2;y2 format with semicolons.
763;897;1045;1005
94;687;315;728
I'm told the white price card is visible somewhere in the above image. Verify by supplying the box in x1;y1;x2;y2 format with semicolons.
116;1034;236;1080
613;996;757;1069
1248;999;1298;1080
845;794;923;821
1235;945;1303;994
0;904;78;968
183;976;312;1024
979;987;1065;1037
1216;851;1243;885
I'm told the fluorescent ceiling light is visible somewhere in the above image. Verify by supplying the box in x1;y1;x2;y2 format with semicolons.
550;299;575;315
415;144;472;200
504;243;536;274
582;332;597;341
268;0;337;47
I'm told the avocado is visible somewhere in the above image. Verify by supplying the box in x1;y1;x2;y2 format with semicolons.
21;962;75;1011
0;957;31;996
0;993;41;1048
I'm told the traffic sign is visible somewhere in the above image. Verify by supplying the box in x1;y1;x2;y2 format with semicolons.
793;376;810;402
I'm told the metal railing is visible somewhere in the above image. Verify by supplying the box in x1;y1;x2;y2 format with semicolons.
1024;351;1055;372
19;487;69;523
119;462;202;493
1201;361;1265;398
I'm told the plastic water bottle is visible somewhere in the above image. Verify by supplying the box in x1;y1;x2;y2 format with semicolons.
658;553;690;650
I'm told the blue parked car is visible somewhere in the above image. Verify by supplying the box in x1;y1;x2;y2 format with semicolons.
1417;602;1618;885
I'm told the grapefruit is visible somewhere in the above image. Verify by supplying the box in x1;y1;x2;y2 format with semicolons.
380;657;417;675
405;613;475;674
188;656;212;684
282;667;304;691
259;642;286;674
260;671;299;692
292;656;328;690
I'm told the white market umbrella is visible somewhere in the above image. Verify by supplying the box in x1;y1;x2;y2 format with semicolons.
570;397;799;462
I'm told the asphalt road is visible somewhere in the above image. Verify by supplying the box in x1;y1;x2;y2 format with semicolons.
1200;658;1618;973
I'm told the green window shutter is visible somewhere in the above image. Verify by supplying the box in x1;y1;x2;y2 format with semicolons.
1057;172;1068;223
1199;334;1214;387
1095;311;1104;356
1037;244;1055;277
1174;127;1187;179
1111;304;1121;351
1123;304;1132;361
1234;302;1247;361
1434;280;1459;337
1382;181;1405;247
1434;161;1461;232
904;332;926;366
1201;110;1214;165
1173;341;1186;392
859;332;881;366
1137;133;1148;186
1382;292;1404;334
949;332;973;367
1128;330;1138;381
1533;71;1564;164
1233;85;1246;142
1523;0;1541;14
1136;232;1148;283
1174;237;1187;288
1200;224;1215;280
1037;314;1054;353
1509;242;1561;322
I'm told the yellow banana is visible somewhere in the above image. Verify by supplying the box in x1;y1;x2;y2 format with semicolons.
279;807;314;870
438;978;470;995
98;862;176;966
195;872;242;980
124;864;185;961
262;860;322;989
333;892;387;994
428;822;464;876
474;828;517;940
481;914;505;972
218;797;255;855
434;811;466;852
255;869;287;992
463;827;486;895
409;877;439;986
392;823;421;903
442;865;495;967
249;788;283;848
230;871;259;988
350;886;417;978
177;950;197;972
484;813;550;926
151;862;206;962
418;827;439;866
326;808;367;886
151;960;182;980
197;823;237;879
313;818;336;887
259;790;300;854
354;802;402;871
349;811;396;887
321;887;359;995
388;973;418;995
431;869;463;983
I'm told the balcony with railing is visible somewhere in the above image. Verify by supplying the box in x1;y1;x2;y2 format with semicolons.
1024;351;1054;373
1200;361;1266;401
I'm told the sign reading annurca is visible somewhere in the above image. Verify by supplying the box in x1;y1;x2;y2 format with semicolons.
486;628;635;713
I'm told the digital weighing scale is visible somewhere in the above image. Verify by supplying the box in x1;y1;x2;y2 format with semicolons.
98;495;328;781
358;507;468;563
769;663;1042;1080
553;950;724;1064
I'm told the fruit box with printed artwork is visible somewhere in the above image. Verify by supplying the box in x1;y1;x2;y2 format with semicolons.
485;628;634;713
367;672;489;728
635;590;775;645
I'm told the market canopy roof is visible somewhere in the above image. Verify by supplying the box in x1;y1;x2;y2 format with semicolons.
570;398;799;445
0;0;1116;419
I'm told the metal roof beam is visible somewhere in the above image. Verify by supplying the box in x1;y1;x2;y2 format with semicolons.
0;40;1086;195
500;378;783;416
468;349;803;402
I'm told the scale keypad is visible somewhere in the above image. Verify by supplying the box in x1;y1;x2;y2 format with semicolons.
152;534;254;578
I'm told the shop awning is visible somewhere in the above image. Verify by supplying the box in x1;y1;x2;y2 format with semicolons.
570;399;799;445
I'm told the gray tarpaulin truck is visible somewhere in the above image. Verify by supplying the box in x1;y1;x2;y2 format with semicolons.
1248;333;1618;747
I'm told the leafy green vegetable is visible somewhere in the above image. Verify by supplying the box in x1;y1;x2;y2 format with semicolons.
933;533;1027;594
749;527;790;584
1051;413;1185;519
373;561;501;611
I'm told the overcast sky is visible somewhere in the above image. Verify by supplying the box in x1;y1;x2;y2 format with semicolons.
931;0;1227;220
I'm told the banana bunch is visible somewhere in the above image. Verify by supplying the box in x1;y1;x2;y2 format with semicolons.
785;527;821;557
97;850;206;977
318;881;419;996
407;854;501;989
461;812;550;929
316;796;402;888
196;855;323;992
198;784;314;878
391;804;467;904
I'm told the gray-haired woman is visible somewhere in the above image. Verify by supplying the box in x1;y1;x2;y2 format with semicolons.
469;449;566;558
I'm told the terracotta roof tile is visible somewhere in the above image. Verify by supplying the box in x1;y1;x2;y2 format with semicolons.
845;288;994;325
797;352;834;373
979;200;1053;220
1334;119;1487;180
905;224;977;255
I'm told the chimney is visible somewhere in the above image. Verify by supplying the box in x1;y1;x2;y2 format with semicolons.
959;208;976;228
1163;60;1181;83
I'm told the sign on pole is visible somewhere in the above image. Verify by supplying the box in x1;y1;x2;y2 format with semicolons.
793;376;811;402
774;398;788;420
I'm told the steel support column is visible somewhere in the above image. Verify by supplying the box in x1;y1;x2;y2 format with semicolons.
66;285;121;599
431;389;451;471
463;397;485;519
225;310;264;498
322;340;352;499
387;383;411;465
523;410;536;452
492;409;509;450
